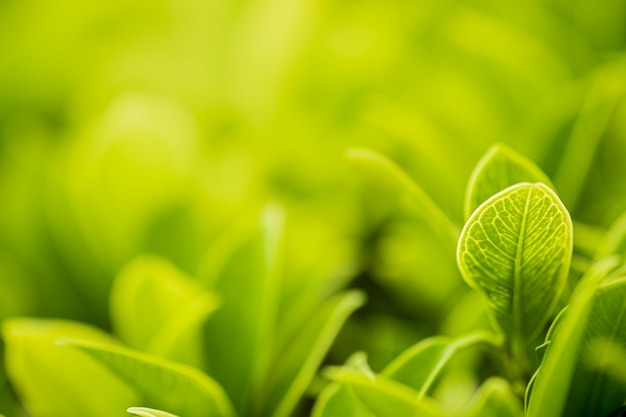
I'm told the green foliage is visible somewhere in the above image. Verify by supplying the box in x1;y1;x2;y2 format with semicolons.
1;1;626;416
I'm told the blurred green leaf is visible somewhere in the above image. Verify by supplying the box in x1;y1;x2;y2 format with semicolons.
128;407;179;417
60;339;235;417
347;147;459;245
201;204;284;414
596;210;626;259
464;143;553;219
324;367;445;417
382;331;503;397
457;183;572;344
110;254;219;367
462;377;523;417
261;290;366;417
526;256;620;417
2;318;138;417
311;352;375;417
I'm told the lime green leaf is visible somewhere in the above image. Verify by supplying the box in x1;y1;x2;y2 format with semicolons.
462;377;523;417
261;290;366;417
128;407;179;417
382;331;502;397
311;352;375;417
60;339;236;417
2;319;139;417
558;277;626;416
347;147;459;245
457;182;573;342
110;254;220;367
526;256;620;417
325;368;446;417
201;204;284;414
596;210;626;259
464;143;553;219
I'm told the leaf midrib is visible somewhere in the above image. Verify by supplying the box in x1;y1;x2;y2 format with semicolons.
514;188;532;338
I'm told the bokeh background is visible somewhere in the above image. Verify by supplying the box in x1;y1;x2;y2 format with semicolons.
1;0;626;414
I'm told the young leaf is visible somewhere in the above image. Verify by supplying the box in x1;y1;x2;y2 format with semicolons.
464;143;553;219
457;182;573;342
260;290;366;417
526;256;620;417
60;339;236;417
110;254;220;367
346;147;459;245
201;204;284;415
311;352;375;417
324;367;446;417
462;377;523;417
128;407;179;417
382;331;502;397
2;319;139;417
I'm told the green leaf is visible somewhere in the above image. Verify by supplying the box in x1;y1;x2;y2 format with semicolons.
200;204;284;414
464;143;554;219
2;319;139;417
311;352;375;417
382;331;503;397
60;339;236;417
457;182;573;342
346;147;459;245
324;368;446;417
128;407;179;417
110;254;220;367
557;276;626;416
526;256;620;417
596;210;626;260
462;377;523;417
260;290;366;417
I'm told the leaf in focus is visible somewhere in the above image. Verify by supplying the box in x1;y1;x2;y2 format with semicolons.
464;143;553;219
325;367;446;417
260;290;366;417
462;377;523;417
201;204;284;414
311;352;375;417
110;254;220;367
382;331;502;397
1;319;138;417
526;256;619;417
128;407;179;417
60;339;236;417
457;182;573;341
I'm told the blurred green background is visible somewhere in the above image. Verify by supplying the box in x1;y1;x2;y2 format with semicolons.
1;0;626;413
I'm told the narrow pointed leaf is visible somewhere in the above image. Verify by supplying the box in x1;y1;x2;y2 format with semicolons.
463;378;523;417
201;204;284;414
347;147;459;245
60;340;236;417
382;331;502;397
261;290;366;417
526;256;620;417
464;143;553;219
596;210;626;259
2;319;139;417
325;368;446;417
110;255;220;367
311;352;375;417
128;407;179;417
457;182;573;341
